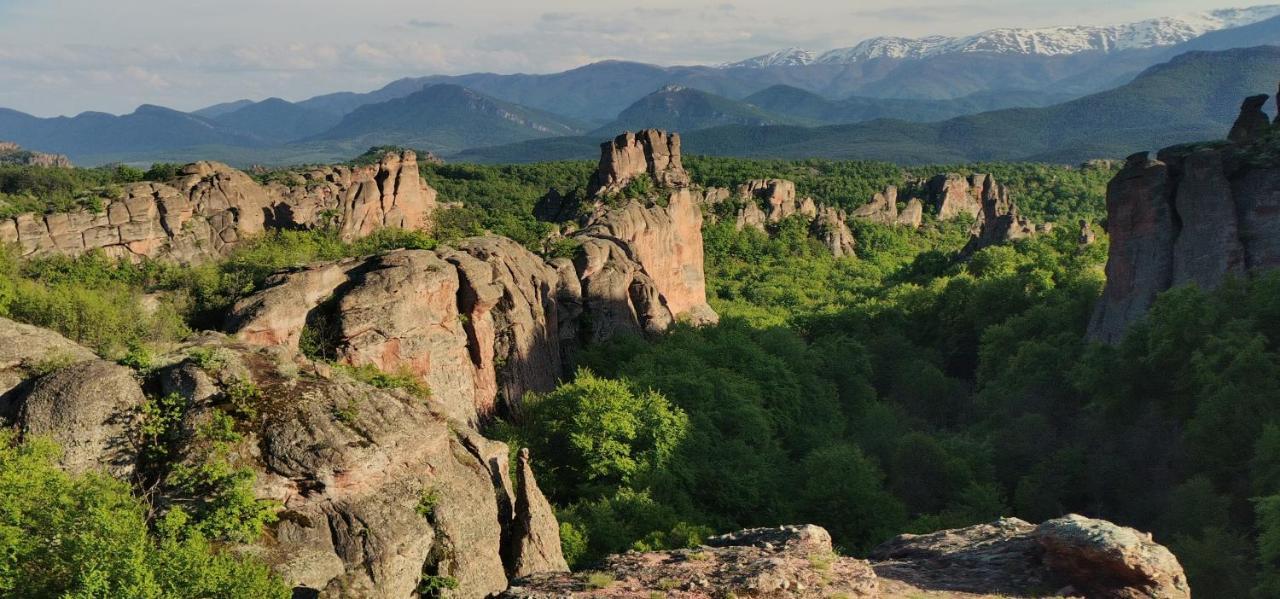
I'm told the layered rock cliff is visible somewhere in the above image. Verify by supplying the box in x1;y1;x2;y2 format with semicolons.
0;150;436;263
1089;92;1280;343
503;516;1188;598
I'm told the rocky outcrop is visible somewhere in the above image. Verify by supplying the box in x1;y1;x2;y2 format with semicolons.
813;205;857;258
501;524;878;598
917;172;1040;255
0;318;141;477
1229;94;1272;143
503;449;569;578
926;173;984;220
873;515;1188;598
503;515;1187;598
852;186;899;225
227;135;721;424
725;178;857;258
0;318;567;598
0;151;437;263
1088;94;1280;342
227;238;574;425
897;198;924;228
0;141;72;168
574;188;718;335
587;130;690;197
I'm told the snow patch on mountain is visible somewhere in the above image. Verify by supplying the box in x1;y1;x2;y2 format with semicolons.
722;47;816;68
723;5;1280;68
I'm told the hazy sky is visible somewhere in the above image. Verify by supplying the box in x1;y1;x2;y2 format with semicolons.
0;0;1258;116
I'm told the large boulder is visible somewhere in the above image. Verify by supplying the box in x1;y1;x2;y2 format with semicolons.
0;317;97;414
873;514;1187;598
16;360;145;477
851;185;899;225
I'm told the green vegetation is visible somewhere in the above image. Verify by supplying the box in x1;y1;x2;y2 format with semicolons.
0;433;289;598
686;156;1114;224
2;149;1275;596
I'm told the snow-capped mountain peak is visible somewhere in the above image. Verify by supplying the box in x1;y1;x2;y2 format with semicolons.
723;4;1280;68
722;47;815;68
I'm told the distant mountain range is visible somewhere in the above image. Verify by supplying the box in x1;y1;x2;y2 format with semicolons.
459;46;1280;165
2;7;1280;166
726;5;1280;66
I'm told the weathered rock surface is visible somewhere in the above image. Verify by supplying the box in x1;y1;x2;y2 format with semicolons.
1229;94;1272;143
17;360;145;478
897;198;924;228
0;318;143;477
0;317;97;414
0;141;72;167
502;516;1186;598
587;130;690;197
574;188;718;333
501;524;879;598
504;449;570;578
873;515;1188;598
0;151;437;263
813;205;857;258
852;186;900;225
1088;95;1280;342
926;173;984;221
227;239;573;425
163;337;565;598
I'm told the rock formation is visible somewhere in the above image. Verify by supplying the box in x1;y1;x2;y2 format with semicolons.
722;178;858;257
851;185;899;225
897;198;924;228
502;515;1187;598
1229;94;1272;143
0;150;437;263
0;318;569;598
587;130;689;197
813;205;857;257
1089;94;1280;342
227;132;720;423
227;238;574;425
917;173;1040;255
0;141;72;168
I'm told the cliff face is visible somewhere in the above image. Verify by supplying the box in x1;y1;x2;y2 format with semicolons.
0;151;436;263
1089;93;1280;343
228;132;720;423
0;317;569;598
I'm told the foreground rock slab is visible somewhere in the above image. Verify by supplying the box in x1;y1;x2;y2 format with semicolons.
502;515;1188;598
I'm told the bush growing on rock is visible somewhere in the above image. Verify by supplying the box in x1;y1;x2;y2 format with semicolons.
0;433;289;598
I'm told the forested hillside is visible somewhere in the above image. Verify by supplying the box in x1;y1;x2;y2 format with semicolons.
1;144;1275;596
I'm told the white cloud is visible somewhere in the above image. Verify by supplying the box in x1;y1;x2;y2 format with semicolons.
0;0;1262;116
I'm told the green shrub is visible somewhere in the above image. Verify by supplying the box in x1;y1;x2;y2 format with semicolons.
0;432;289;598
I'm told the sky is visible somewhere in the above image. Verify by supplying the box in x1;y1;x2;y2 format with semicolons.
0;0;1260;116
